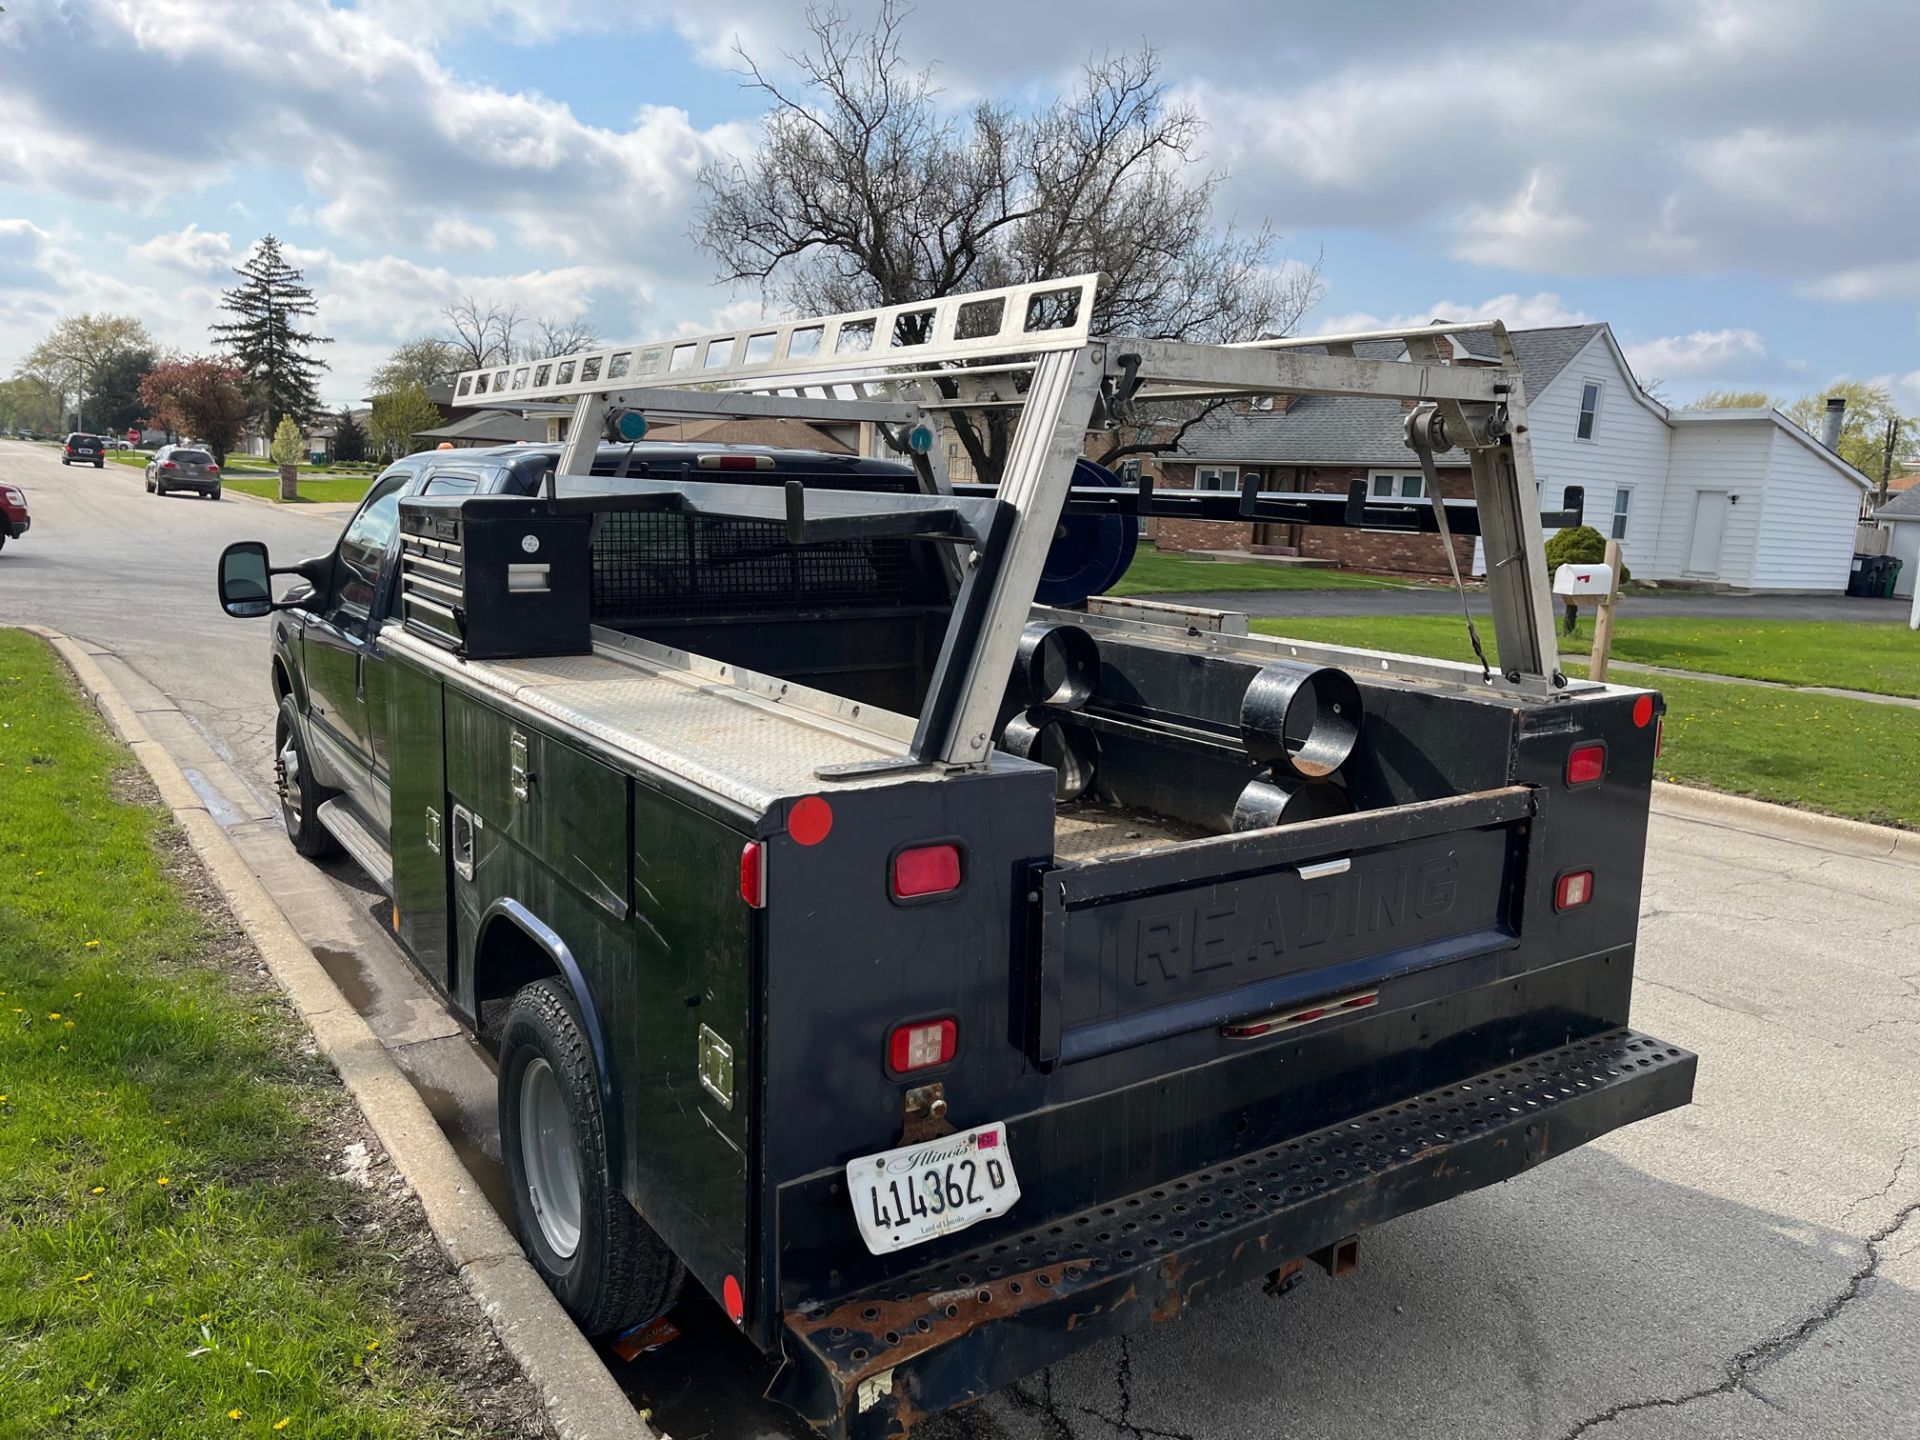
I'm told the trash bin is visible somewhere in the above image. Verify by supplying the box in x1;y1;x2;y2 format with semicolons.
1881;556;1903;599
1847;553;1875;597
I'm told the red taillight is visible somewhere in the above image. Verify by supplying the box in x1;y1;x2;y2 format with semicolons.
696;453;775;471
739;840;765;908
887;1018;957;1074
891;843;962;899
1566;742;1606;787
207;464;219;474
161;461;177;470
1555;870;1594;911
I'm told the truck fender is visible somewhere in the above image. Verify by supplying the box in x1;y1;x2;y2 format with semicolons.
477;898;623;1178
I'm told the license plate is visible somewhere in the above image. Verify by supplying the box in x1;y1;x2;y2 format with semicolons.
845;1124;1020;1255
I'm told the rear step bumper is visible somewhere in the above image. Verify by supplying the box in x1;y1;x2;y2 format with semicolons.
773;1027;1696;1437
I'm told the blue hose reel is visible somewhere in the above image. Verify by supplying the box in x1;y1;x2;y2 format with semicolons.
1035;458;1139;607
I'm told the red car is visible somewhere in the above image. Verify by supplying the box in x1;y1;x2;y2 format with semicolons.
0;482;28;552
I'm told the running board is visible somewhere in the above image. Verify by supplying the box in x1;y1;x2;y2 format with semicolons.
316;799;394;896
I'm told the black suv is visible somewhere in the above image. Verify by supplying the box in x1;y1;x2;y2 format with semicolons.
63;433;105;467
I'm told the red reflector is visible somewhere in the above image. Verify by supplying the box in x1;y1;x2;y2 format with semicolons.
1655;716;1665;758
892;843;962;899
1555;870;1594;911
1566;743;1606;786
887;1018;957;1073
739;840;765;907
788;795;833;846
722;1273;744;1324
1632;694;1654;728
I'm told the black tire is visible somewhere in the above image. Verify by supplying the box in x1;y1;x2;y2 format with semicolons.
209;486;221;501
499;978;683;1335
274;694;339;858
61;458;69;466
94;460;103;469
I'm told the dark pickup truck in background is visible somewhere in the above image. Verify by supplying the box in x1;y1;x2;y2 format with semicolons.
217;280;1695;1438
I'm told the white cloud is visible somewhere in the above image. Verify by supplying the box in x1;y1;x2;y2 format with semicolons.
425;218;498;253
1623;328;1769;378
1802;261;1920;304
135;224;236;278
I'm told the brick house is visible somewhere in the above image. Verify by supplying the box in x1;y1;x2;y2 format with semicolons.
1150;323;1874;591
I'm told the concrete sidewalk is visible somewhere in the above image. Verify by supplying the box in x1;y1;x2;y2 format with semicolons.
1602;658;1920;710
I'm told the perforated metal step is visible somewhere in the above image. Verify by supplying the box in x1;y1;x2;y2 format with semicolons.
774;1027;1696;1437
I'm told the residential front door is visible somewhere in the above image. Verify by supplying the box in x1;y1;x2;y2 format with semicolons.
1686;490;1728;577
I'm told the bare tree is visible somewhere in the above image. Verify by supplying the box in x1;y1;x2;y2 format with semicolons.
528;315;600;359
695;3;1321;479
440;294;521;370
438;296;597;370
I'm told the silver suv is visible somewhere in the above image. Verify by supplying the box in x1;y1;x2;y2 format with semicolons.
145;444;223;500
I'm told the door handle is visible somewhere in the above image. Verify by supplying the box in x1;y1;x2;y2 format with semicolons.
355;648;366;699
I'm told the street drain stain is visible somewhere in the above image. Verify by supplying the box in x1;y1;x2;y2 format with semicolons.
411;1076;514;1221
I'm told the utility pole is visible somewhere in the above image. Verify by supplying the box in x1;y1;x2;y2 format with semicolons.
1880;417;1900;507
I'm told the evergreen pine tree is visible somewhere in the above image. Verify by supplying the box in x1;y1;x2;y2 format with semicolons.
332;407;368;463
211;235;332;429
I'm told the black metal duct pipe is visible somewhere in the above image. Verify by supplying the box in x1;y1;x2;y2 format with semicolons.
1239;660;1363;780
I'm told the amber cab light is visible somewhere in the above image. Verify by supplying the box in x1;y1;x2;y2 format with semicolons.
892;843;962;899
1566;743;1606;787
1555;870;1594;911
888;1017;957;1073
739;840;766;908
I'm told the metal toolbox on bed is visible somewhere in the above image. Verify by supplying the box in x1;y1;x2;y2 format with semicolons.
397;495;593;660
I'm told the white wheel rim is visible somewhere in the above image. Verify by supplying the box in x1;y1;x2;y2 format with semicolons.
519;1056;583;1258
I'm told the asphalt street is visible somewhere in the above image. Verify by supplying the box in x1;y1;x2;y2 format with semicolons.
3;436;1915;1440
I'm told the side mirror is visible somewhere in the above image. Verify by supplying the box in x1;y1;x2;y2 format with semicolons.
217;541;277;618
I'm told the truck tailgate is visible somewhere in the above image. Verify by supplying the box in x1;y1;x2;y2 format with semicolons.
1031;786;1534;1066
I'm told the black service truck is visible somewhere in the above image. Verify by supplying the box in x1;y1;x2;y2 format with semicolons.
216;280;1695;1437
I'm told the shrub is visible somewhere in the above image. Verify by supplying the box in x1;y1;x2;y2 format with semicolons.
1545;523;1630;583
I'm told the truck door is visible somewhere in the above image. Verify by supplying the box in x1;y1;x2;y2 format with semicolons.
304;474;407;821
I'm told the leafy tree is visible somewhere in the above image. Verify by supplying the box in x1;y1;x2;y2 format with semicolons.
21;312;155;431
137;357;250;463
1782;381;1916;487
269;415;306;467
0;375;63;434
1685;388;1772;409
211;235;332;428
332;408;368;463
369;383;443;461
369;338;460;396
89;346;156;435
694;3;1319;480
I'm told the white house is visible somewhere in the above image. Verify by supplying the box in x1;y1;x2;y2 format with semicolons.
1481;325;1873;591
1166;321;1874;592
1873;488;1920;599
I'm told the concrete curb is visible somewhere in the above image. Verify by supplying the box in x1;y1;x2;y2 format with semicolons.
1651;780;1920;865
25;625;655;1440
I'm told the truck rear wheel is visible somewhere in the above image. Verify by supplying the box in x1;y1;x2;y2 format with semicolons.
499;978;683;1335
275;695;339;858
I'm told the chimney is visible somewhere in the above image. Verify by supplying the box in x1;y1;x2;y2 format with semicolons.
1823;396;1846;451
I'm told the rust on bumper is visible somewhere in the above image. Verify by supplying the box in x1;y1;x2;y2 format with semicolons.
769;1028;1695;1439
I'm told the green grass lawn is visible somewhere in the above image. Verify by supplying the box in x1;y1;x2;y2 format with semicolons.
224;476;375;504
0;632;482;1437
1110;546;1414;596
1250;615;1920;828
1556;614;1920;698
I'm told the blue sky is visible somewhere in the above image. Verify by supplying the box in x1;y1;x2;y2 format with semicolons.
2;0;1915;416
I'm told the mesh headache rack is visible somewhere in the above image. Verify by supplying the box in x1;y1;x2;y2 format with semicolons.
423;274;1574;766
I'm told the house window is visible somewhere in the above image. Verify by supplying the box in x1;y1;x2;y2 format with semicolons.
1369;471;1425;499
1117;458;1143;482
1195;466;1238;492
1611;487;1632;540
1577;381;1603;440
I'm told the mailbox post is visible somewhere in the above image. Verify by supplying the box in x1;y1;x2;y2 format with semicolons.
1552;548;1623;680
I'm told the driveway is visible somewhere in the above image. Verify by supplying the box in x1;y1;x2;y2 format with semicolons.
1153;585;1911;623
4;437;1915;1440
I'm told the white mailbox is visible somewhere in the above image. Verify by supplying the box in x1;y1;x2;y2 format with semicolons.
1553;563;1614;601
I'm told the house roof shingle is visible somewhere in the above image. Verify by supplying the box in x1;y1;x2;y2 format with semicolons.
1874;487;1920;521
417;411;551;445
1173;322;1612;467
